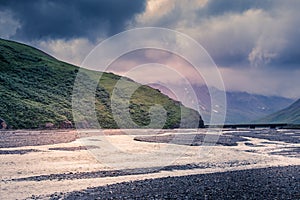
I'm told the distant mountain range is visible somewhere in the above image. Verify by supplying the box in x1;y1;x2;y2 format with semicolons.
149;84;294;124
258;99;300;124
0;38;203;129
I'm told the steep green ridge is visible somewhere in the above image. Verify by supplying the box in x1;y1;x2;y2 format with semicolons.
0;38;203;129
258;99;300;124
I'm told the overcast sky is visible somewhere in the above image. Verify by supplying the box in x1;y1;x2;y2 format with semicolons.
0;0;299;98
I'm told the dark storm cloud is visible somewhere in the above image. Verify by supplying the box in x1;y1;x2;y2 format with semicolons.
0;0;146;41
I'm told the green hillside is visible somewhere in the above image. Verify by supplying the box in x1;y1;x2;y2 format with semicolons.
0;38;203;129
258;99;300;124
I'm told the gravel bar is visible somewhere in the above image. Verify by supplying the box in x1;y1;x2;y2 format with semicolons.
11;161;255;182
0;130;77;148
134;133;248;146
226;129;300;144
34;165;299;200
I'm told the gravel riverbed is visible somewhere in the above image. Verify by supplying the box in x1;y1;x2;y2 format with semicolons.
34;165;300;200
1;129;299;199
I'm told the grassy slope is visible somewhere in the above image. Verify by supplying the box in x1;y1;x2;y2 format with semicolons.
258;99;300;124
0;38;203;129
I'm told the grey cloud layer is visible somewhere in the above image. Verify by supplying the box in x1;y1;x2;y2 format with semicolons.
135;0;300;69
0;0;146;41
198;0;300;69
201;0;273;16
1;0;298;69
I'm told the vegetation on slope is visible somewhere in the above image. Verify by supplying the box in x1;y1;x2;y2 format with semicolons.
0;38;203;129
258;99;300;124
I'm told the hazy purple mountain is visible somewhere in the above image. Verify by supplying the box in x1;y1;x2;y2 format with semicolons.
148;84;294;124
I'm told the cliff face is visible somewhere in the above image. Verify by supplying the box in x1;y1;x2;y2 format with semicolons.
0;38;203;129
